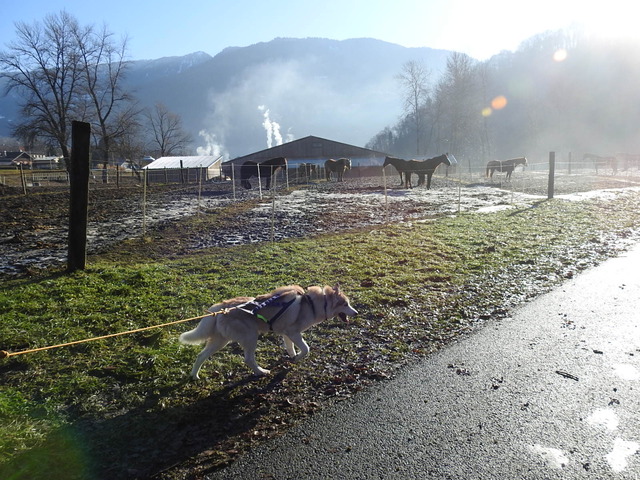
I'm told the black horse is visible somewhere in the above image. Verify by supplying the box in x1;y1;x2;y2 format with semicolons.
325;158;351;181
382;156;412;187
407;153;457;189
298;162;317;180
486;157;527;181
240;157;287;189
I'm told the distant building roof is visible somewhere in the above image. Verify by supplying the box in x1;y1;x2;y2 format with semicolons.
144;155;222;169
1;151;32;163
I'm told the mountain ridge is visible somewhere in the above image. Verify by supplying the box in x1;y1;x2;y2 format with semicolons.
0;37;452;158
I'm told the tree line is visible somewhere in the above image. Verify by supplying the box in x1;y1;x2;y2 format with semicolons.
366;28;640;171
0;11;192;171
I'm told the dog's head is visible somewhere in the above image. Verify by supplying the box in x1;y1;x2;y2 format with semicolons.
325;283;358;321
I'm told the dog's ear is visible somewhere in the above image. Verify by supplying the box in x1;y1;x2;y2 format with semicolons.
333;283;341;294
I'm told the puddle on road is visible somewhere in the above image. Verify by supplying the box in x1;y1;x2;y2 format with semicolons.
587;408;619;431
606;437;639;472
529;444;569;469
613;363;640;380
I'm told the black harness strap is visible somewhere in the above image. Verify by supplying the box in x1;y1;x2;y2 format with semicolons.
265;297;296;330
302;294;316;317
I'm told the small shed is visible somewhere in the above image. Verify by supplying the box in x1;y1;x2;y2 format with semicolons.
0;151;33;169
143;155;223;183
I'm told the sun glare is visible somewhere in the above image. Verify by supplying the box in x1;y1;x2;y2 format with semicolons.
553;49;568;62
570;3;640;47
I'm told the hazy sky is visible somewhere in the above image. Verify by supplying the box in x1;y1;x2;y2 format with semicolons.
2;0;639;61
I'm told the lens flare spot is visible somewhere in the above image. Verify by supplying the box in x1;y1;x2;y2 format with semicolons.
553;49;568;62
491;95;507;110
482;107;493;117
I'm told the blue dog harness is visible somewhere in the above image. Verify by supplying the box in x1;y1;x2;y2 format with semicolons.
236;293;297;330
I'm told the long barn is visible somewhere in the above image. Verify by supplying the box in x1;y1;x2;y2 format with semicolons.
221;135;388;178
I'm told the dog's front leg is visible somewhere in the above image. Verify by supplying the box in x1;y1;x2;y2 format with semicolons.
287;332;310;362
283;336;297;358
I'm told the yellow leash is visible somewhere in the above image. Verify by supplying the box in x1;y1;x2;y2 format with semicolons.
0;312;212;360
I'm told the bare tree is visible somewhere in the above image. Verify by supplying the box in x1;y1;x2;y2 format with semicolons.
396;61;431;155
145;103;192;157
0;11;83;168
437;53;480;164
73;22;138;180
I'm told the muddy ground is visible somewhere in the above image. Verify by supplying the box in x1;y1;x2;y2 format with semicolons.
2;170;640;277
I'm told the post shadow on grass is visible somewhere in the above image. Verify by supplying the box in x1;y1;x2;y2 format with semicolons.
0;367;293;479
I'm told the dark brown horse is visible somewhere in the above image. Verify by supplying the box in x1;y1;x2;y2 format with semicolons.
486;157;527;181
383;156;412;187
240;157;287;189
325;158;351;181
298;162;317;180
407;153;457;189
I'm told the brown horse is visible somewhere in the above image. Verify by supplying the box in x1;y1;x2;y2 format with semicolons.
240;157;287;189
325;158;351;181
385;154;456;189
407;153;457;189
486;157;527;181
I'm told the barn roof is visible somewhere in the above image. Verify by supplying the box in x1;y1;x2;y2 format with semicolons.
144;155;222;169
224;135;388;165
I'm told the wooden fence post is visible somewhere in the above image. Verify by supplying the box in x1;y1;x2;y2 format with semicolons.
547;151;556;199
19;164;27;195
67;121;91;273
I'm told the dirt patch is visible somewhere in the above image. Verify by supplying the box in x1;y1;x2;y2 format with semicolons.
2;171;640;277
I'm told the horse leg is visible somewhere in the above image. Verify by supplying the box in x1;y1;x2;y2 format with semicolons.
427;173;433;190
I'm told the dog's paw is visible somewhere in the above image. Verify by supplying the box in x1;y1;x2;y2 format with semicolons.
293;353;307;363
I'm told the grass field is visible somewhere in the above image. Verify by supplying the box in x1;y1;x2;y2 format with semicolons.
1;188;640;479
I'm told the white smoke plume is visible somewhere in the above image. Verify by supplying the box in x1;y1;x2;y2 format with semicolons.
258;105;283;148
196;130;228;159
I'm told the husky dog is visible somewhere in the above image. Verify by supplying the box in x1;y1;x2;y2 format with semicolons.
179;284;358;378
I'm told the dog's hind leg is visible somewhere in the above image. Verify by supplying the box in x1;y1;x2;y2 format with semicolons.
190;336;228;380
287;332;310;362
239;335;270;376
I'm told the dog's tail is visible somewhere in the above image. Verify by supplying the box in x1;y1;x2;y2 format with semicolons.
179;314;217;345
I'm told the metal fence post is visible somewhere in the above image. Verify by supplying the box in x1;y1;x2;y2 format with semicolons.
548;151;555;199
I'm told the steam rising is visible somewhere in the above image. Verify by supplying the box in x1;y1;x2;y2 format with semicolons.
196;130;228;159
258;105;283;148
200;58;393;156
